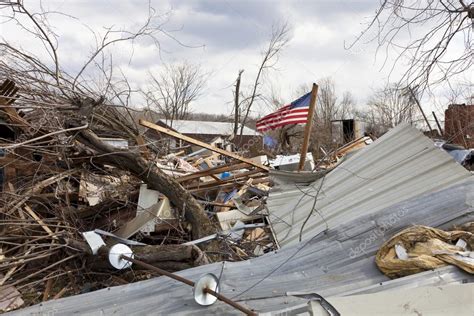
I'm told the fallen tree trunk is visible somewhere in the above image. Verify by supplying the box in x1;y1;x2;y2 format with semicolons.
134;244;208;264
87;244;208;272
72;128;215;240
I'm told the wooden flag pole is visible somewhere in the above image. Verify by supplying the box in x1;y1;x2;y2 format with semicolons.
298;83;318;171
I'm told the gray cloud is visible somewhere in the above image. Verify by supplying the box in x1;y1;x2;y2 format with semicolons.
1;0;456;117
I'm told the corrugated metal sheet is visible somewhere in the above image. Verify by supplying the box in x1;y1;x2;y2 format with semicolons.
269;283;474;315
10;124;474;315
267;123;472;247
269;169;328;187
11;177;474;315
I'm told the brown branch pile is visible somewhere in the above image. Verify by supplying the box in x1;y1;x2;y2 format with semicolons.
0;3;274;311
0;72;273;310
0;73;213;308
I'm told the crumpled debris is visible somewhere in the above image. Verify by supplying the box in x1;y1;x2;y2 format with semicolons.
375;224;474;278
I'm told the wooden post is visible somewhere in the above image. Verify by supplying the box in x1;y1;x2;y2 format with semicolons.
298;83;318;171
432;111;443;136
408;87;433;135
457;120;468;148
233;70;243;136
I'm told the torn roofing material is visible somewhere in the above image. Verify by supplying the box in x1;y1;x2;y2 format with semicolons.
268;283;474;316
267;123;473;248
10;170;474;314
269;169;328;187
10;181;474;315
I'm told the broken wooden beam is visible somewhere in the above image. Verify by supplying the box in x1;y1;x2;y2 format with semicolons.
139;119;269;171
23;205;58;240
176;161;250;183
188;176;270;193
184;169;263;190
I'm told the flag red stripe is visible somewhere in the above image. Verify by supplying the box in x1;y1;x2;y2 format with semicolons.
256;113;308;127
257;118;308;132
257;111;309;126
256;101;311;132
257;117;308;129
257;107;309;122
258;116;308;128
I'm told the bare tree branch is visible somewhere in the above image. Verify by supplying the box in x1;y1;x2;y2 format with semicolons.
347;0;473;90
238;22;291;137
144;62;206;127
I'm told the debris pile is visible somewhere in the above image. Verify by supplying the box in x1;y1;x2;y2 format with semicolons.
1;75;473;314
10;123;473;316
375;224;474;278
0;79;274;311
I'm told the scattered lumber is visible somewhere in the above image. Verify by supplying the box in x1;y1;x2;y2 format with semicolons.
139;119;269;171
0;79;275;311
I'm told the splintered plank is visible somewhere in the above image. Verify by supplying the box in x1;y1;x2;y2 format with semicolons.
24;205;58;240
188;176;269;193
176;161;250;183
139;119;269;171
184;169;262;190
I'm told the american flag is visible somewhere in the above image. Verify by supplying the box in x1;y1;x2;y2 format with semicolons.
256;92;311;132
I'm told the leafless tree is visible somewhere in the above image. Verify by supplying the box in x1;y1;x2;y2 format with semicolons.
444;81;474;105
267;81;285;111
360;83;419;135
316;78;338;126
0;2;217;302
296;78;355;126
339;91;356;118
316;78;354;126
145;62;206;128
308;78;356;157
347;0;473;90
236;22;291;137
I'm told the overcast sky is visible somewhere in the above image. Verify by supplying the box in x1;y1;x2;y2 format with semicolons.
2;0;469;119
